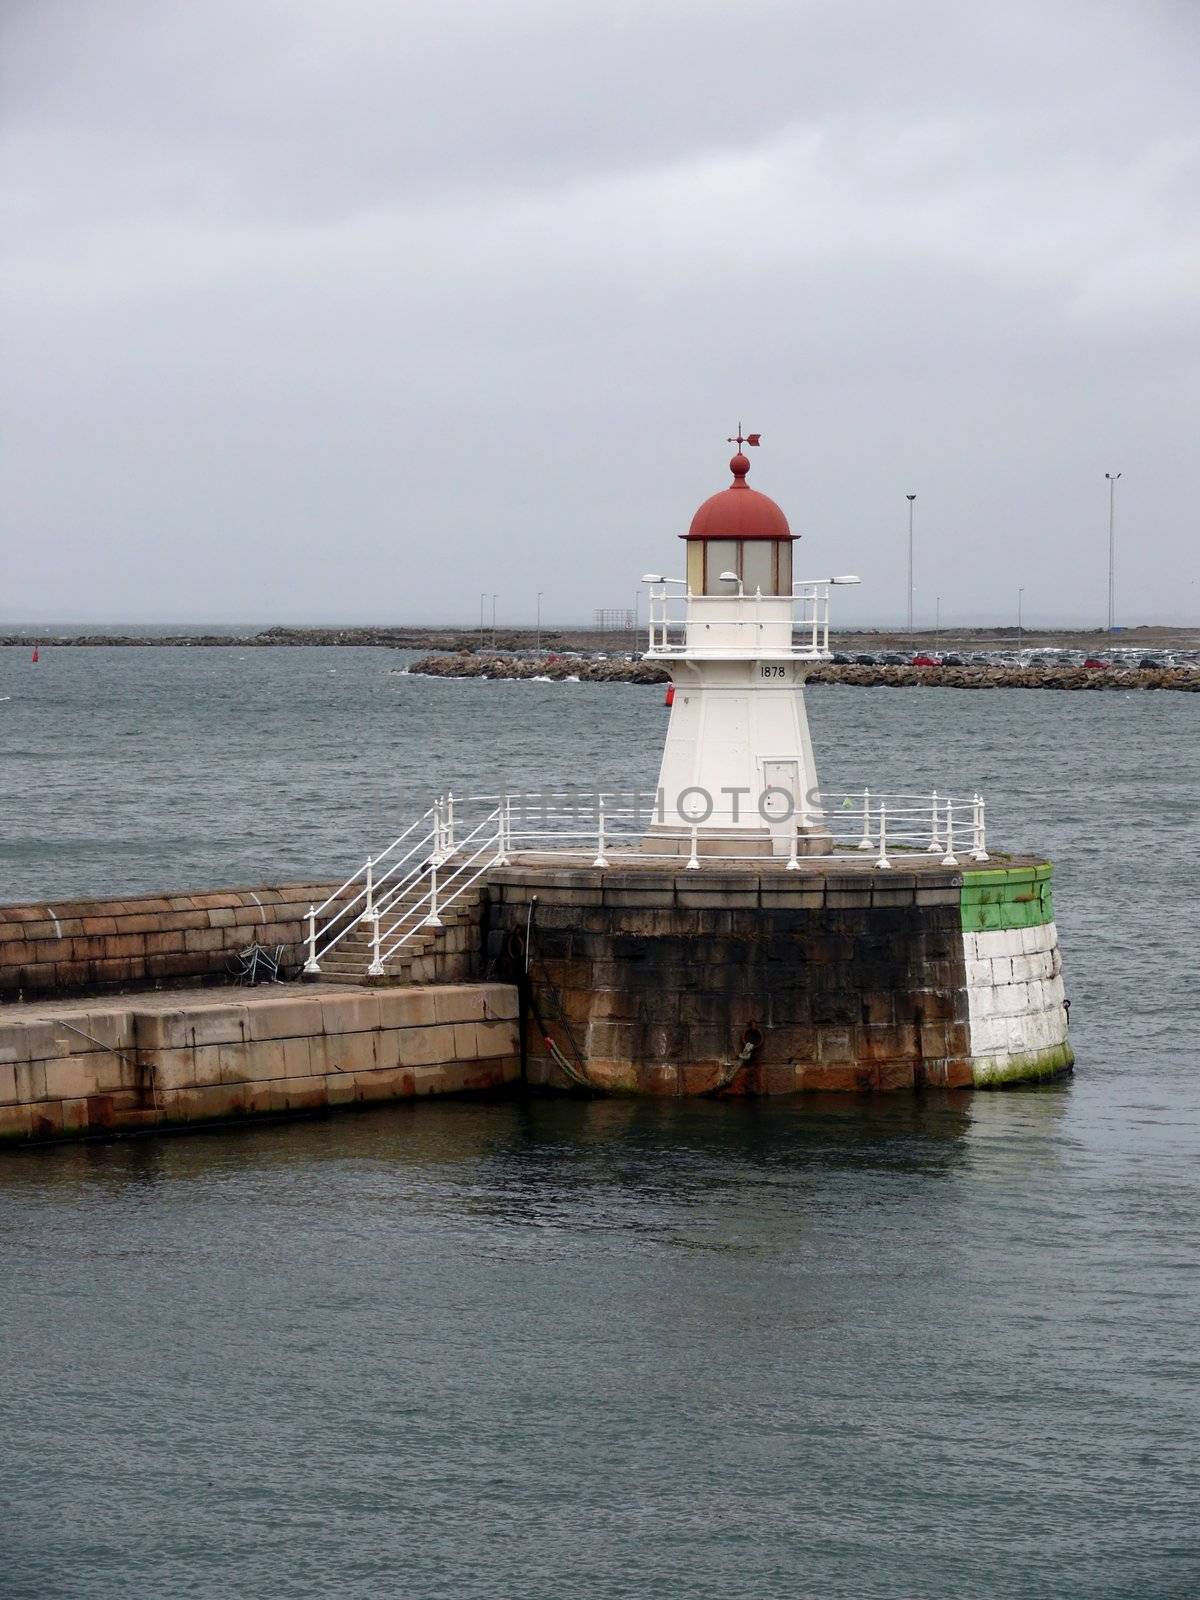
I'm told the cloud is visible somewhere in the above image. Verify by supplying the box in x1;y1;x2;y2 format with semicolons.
2;0;1198;623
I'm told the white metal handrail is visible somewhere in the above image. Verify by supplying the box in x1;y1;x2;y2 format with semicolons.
643;581;834;659
446;789;985;845
424;791;987;863
303;787;990;976
308;824;438;968
303;805;439;973
310;805;436;922
492;799;987;866
376;812;505;966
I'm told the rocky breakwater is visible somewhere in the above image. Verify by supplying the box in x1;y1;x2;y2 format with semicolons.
0;626;502;649
411;653;1199;691
809;663;1200;691
410;652;674;684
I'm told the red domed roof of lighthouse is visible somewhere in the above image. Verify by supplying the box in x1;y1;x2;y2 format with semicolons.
683;450;794;542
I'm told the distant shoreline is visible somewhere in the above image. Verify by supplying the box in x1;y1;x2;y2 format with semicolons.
409;653;1200;692
3;622;1198;653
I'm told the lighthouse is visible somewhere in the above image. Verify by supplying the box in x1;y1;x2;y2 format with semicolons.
301;431;1071;1098
642;432;857;858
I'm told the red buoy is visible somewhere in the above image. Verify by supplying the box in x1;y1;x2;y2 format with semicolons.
31;643;39;664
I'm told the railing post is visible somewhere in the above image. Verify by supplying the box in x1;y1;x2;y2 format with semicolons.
686;824;700;870
425;859;444;927
593;796;609;868
367;911;384;976
432;797;444;865
495;805;507;865
927;789;942;852
971;794;990;861
359;856;374;923
857;787;873;850
941;800;959;867
786;826;800;871
446;790;456;856
875;804;891;870
303;907;320;975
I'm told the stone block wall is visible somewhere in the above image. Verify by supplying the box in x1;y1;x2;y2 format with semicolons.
960;867;1071;1083
485;859;1072;1094
0;883;345;1001
0;982;520;1144
486;865;974;1094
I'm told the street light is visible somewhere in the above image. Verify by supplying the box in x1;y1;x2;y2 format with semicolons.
536;591;543;652
905;494;916;643
479;592;486;647
1018;587;1025;651
1105;472;1121;631
491;593;497;649
935;594;941;641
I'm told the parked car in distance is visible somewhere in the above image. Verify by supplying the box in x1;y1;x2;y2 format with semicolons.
1083;657;1110;670
911;654;939;667
854;654;877;665
830;653;852;664
941;653;964;666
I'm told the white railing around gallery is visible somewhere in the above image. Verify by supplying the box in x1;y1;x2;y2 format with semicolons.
642;577;860;660
302;788;989;976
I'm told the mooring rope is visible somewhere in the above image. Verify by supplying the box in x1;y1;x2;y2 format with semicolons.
521;898;595;1089
520;900;762;1096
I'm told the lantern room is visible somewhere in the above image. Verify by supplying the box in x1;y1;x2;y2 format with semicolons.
681;450;796;595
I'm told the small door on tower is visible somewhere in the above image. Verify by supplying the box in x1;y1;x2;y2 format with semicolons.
760;757;802;855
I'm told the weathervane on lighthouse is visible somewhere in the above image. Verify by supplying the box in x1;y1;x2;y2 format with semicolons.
641;431;860;860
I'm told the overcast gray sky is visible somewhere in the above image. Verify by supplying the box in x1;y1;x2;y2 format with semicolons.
3;0;1198;627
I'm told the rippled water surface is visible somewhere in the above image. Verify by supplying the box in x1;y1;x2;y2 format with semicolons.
1;646;1198;1598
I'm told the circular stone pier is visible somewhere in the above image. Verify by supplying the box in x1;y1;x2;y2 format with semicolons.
486;853;1072;1095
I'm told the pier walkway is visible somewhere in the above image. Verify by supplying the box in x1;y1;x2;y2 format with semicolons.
1;979;520;1145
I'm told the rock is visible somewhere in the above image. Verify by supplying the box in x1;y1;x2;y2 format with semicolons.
408;654;1199;691
409;652;672;684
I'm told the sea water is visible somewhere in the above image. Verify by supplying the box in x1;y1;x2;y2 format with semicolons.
1;646;1197;1597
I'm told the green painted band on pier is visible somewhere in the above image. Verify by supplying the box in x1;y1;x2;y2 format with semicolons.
960;864;1054;932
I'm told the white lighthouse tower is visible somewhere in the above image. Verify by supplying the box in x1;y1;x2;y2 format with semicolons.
643;432;857;858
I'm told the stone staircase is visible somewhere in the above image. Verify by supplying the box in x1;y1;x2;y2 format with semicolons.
308;885;484;987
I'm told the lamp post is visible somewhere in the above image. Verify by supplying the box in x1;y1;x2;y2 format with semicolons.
906;494;916;643
491;593;497;650
935;594;940;643
1105;472;1121;631
1018;587;1025;651
536;591;543;652
479;592;486;648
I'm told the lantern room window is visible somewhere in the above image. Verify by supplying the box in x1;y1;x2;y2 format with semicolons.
689;539;793;595
742;541;775;595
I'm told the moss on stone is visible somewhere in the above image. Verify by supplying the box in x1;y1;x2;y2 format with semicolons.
972;1040;1075;1088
